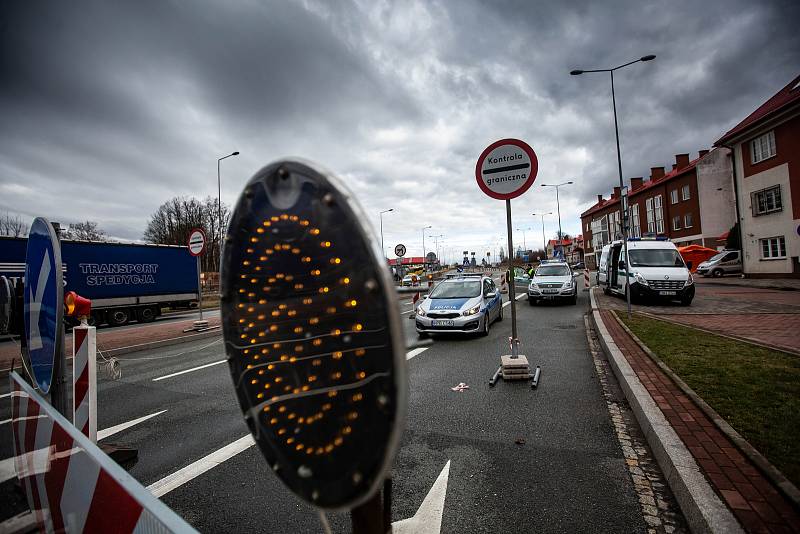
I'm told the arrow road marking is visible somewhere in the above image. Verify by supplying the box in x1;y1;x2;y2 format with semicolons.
393;460;451;534
0;409;167;484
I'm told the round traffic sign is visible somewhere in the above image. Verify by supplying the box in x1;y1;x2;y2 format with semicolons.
24;217;63;393
475;138;538;200
188;228;206;256
394;243;406;257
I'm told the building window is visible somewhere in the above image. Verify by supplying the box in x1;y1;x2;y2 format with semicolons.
670;190;679;204
684;213;693;228
750;130;776;164
672;216;681;231
752;185;782;216
760;236;786;259
681;185;690;201
645;198;654;232
630;204;640;238
654;195;664;234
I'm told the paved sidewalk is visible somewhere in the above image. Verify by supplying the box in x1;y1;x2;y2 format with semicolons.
696;277;800;291
0;316;222;372
600;308;800;533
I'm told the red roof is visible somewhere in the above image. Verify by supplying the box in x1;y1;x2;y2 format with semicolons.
580;196;620;218
548;238;572;247
628;156;702;197
715;74;800;146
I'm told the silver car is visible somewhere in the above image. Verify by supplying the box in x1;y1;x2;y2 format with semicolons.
528;262;578;305
697;250;741;277
415;274;503;336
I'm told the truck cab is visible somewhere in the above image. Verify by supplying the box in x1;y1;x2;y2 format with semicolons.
603;237;695;306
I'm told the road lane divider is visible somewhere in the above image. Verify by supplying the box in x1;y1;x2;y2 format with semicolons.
147;434;255;498
0;410;168;484
502;293;526;308
151;359;226;382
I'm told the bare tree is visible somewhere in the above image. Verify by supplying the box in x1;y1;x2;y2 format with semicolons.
63;220;107;241
143;196;230;272
0;212;30;237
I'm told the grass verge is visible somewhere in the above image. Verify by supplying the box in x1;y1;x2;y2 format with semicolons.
617;311;800;488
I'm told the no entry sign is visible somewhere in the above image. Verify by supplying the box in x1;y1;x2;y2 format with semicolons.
475;139;538;200
188;228;206;256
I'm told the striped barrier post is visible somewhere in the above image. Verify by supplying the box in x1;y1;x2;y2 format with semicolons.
73;325;97;442
583;269;590;291
10;371;197;533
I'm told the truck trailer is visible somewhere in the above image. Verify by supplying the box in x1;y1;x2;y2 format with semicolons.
0;237;199;327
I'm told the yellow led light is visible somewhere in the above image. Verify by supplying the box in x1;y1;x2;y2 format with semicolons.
261;348;269;354
247;307;255;313
308;375;317;382
316;448;324;455
331;371;341;380
290;215;299;221
293;326;303;334
321;241;331;247
333;351;342;359
258;314;266;320
280;214;289;220
247;248;254;253
325;445;334;453
348;412;358;421
306;449;314;455
310;228;320;235
244;349;250;354
298;417;305;423
292;388;300;394
289;356;297;363
341;277;350;284
291;248;300;254
259;256;267;261
288;413;296;419
250;338;257;344
248;322;255;328
267;364;275;370
239;288;245;294
271;311;280;317
303;298;313;305
331;328;341;336
328;391;338;398
327;307;337;314
280;355;288;361
238;303;244;309
302;256;311;263
257;393;264;399
258;299;267;304
239;318;245;324
278;428;286;435
294;283;304;290
355;349;366;356
250;237;258;243
270;325;278;332
278;304;287;310
266;249;274;255
258;332;265;337
281;244;291;250
278;405;286;412
296;444;304;451
255;266;261;271
247;292;255;298
251;379;257;385
240;334;247;340
312;339;322;347
258;369;265;375
273;343;281;349
322;403;331;411
288;310;297;317
312;359;321;366
270;418;278;424
294;345;304;353
352;393;363;401
332;257;341;264
353;323;363;331
357;371;366;379
271;216;279;222
300;220;309;226
276;273;285;279
287;437;295;444
319;287;329;294
256;227;264;234
311;269;320;276
334;437;343;446
309;317;319;325
343;426;352;435
250;277;258;283
302;385;310;392
264;384;271;389
253;355;260;360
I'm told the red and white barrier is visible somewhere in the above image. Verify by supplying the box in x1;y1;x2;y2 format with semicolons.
10;371;197;533
73;325;97;441
584;269;590;291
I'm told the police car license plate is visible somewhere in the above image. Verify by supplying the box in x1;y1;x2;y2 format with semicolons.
659;290;677;296
431;320;454;327
542;289;558;294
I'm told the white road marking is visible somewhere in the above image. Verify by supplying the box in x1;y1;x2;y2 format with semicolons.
147;434;255;498
406;347;429;360
393;460;451;534
0;410;167;484
152;359;226;381
0;418;10;426
502;293;526;308
97;410;166;440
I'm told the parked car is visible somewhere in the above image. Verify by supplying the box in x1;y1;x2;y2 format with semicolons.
415;274;502;336
572;261;585;270
597;244;611;286
696;250;742;277
528;261;577;305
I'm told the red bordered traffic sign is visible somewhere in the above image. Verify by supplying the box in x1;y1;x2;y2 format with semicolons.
187;228;206;256
475;138;538;200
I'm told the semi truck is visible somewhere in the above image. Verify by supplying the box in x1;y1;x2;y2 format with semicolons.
0;237;199;327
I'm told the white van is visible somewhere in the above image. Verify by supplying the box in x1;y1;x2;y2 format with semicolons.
597;244;611;287
602;237;695;306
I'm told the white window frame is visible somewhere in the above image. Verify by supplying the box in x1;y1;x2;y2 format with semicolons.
760;236;786;259
646;198;655;233
630;204;640;238
654;195;664;234
670;190;679;204
672;216;681;231
750;130;776;164
681;184;690;201
752;185;782;216
684;213;693;228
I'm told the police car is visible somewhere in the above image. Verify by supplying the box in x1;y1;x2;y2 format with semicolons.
415;274;502;336
527;261;578;305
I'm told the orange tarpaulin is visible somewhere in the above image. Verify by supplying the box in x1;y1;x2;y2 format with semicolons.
678;245;718;272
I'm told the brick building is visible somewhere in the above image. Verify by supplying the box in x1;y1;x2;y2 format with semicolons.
714;74;800;276
545;236;583;263
581;148;735;269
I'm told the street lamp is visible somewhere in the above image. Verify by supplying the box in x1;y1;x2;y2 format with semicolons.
431;234;444;269
540;182;573;258
217;151;240;238
420;225;432;272
515;227;531;252
531;212;552;258
571;54;656;318
379;208;394;259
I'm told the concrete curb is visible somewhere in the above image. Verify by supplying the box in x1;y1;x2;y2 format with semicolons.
589;289;743;534
617;311;800;511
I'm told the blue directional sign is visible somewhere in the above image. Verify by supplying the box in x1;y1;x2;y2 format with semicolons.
24;218;63;393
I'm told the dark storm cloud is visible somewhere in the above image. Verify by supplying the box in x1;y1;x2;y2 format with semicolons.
0;0;798;251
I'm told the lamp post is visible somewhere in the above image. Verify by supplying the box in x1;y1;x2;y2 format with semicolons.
379;208;394;258
515;227;530;253
431;234;444;268
217;151;240;240
540;182;573;259
420;225;432;272
532;212;553;257
571;54;656;318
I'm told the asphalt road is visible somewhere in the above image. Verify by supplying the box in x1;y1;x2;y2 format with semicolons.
1;283;652;532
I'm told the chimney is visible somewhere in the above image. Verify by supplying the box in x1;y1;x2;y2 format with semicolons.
612;186;621;199
650;167;665;181
597;194;603;203
698;149;709;158
630;177;644;190
675;153;690;169
672;163;678;171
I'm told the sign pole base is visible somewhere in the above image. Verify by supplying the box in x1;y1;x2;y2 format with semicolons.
488;356;541;389
351;478;392;534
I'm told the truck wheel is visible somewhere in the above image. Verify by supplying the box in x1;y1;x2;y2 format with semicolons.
712;268;724;278
138;306;157;323
109;309;130;326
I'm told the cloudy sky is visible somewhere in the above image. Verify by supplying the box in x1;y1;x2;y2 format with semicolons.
1;0;798;260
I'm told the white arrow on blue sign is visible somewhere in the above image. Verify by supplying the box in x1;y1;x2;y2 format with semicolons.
24;218;64;393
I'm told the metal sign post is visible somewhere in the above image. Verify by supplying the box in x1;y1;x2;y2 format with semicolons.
187;228;207;327
475;139;542;388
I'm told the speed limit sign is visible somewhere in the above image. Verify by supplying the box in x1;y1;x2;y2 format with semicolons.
394;243;406;257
